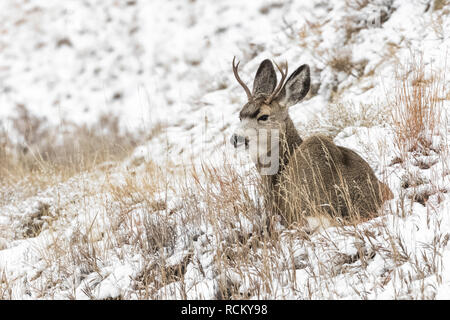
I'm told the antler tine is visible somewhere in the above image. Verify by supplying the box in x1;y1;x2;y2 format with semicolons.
232;57;252;101
265;60;288;104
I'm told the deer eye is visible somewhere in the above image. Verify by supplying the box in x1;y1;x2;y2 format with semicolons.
257;115;269;122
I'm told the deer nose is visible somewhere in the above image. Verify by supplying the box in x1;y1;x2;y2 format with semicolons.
230;134;247;148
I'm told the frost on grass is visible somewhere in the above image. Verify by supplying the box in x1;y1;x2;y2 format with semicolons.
1;122;450;299
1;0;450;300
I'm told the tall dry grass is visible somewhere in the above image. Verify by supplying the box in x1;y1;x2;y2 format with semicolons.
0;108;149;203
390;55;446;156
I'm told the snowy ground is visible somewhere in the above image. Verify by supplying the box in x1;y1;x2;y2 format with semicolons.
1;0;450;299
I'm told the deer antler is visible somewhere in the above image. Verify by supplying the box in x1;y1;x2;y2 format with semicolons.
232;57;252;101
265;61;288;104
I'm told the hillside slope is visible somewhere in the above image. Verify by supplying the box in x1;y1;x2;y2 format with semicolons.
1;0;450;299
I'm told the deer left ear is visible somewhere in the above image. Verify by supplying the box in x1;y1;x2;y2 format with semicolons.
277;64;310;108
252;59;277;97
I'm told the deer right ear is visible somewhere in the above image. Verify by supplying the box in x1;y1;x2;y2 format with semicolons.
252;59;277;97
277;64;310;108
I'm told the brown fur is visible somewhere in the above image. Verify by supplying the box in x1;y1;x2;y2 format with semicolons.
269;131;392;225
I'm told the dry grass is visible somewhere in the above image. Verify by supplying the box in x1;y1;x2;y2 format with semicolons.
298;19;325;50
389;55;446;157
344;0;370;11
0;133;447;299
178;163;270;299
325;48;361;78
303;101;387;138
0;107;148;197
151;157;441;299
130;152;393;299
0;269;12;300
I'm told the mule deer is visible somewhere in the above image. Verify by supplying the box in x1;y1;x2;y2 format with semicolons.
230;58;393;227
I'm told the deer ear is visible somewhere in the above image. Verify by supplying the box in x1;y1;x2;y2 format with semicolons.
277;64;310;108
252;59;277;96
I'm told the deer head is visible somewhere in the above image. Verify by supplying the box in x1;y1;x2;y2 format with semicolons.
230;57;310;174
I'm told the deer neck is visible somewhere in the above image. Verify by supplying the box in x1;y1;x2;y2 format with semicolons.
282;116;303;162
262;115;303;189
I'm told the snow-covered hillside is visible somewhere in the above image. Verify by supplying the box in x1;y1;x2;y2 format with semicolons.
1;0;450;299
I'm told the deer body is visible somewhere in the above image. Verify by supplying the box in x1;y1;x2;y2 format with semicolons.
231;58;392;226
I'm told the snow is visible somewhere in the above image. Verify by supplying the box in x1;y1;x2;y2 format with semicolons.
1;0;450;300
